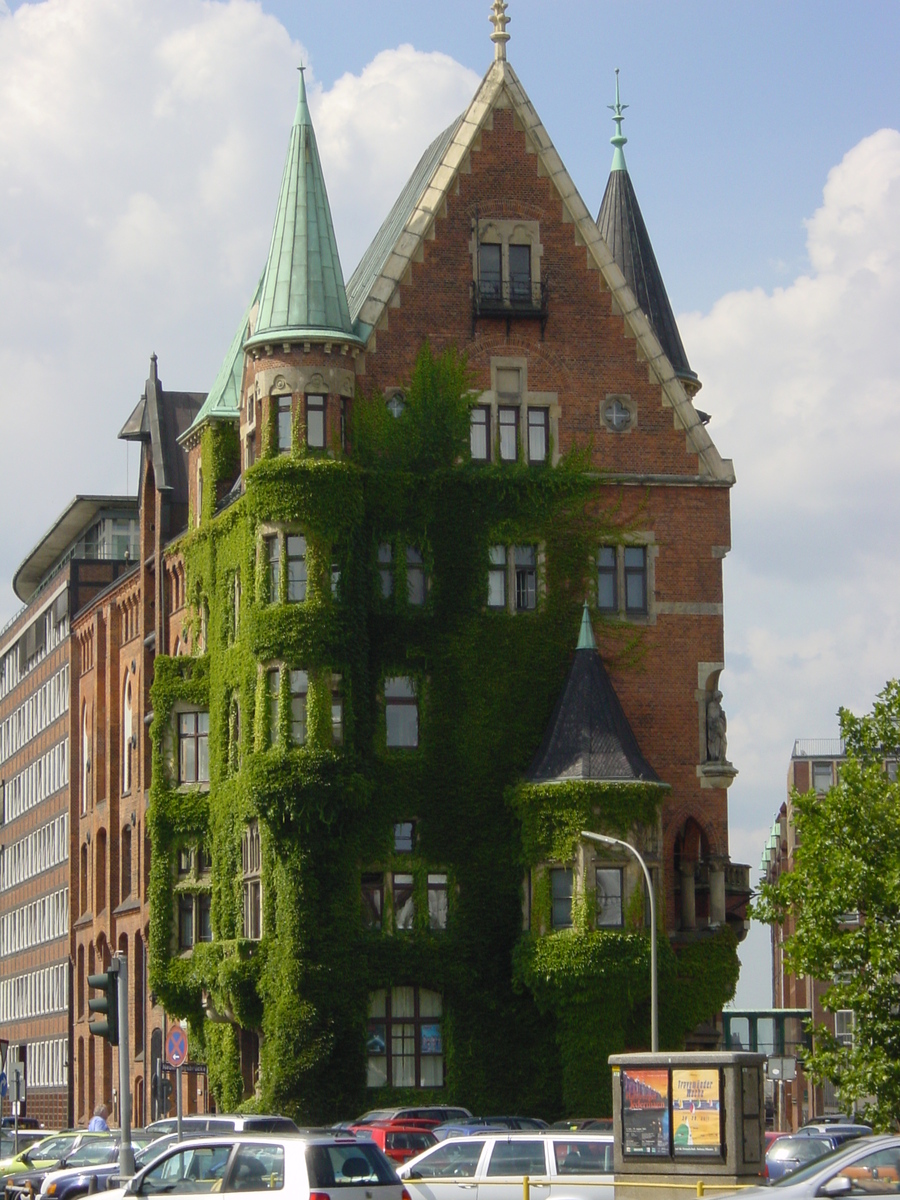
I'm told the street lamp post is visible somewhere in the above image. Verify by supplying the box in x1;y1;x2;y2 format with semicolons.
581;829;658;1052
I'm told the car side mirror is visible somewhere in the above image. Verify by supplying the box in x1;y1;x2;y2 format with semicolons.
820;1176;853;1197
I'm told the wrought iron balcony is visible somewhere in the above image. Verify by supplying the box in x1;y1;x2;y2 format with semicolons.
471;278;549;338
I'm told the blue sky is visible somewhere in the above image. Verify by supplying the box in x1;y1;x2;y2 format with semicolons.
2;0;900;1014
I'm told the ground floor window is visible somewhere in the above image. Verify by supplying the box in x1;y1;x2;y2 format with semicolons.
367;986;443;1089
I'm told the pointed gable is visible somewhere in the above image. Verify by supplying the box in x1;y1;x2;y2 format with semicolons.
246;70;358;349
527;607;663;786
346;56;732;484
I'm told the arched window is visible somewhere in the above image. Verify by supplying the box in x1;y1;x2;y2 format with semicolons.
80;843;89;914
134;931;145;1054
81;703;90;814
121;826;132;900
77;945;84;1018
123;678;133;794
96;829;107;914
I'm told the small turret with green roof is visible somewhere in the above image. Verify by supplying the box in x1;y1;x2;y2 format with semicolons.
245;67;359;351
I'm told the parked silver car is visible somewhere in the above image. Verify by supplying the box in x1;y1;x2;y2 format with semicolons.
399;1131;613;1200
727;1133;900;1199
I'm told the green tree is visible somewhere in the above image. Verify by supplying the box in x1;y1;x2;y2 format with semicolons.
754;680;900;1128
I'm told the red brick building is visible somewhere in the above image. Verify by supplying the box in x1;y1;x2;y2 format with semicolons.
5;3;752;1122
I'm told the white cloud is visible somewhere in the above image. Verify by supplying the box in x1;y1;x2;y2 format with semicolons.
681;129;900;1000
0;0;476;626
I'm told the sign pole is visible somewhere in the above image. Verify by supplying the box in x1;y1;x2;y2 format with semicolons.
176;1065;183;1142
116;956;134;1178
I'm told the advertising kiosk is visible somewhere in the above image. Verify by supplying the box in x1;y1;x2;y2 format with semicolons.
609;1051;766;1196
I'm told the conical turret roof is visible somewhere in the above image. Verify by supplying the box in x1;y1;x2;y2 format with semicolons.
245;70;359;350
527;606;664;786
597;76;698;389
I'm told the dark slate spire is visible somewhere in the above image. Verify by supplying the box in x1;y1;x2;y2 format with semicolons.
527;605;663;785
597;72;699;391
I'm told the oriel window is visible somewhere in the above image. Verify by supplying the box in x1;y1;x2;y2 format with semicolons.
551;867;573;929
266;535;280;603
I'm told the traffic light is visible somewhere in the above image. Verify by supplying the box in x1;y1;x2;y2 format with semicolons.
87;963;119;1045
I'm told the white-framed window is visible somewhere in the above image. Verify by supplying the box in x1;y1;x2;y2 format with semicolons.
0;813;68;892
486;545;540;613
242;821;262;940
428;875;448;931
0;887;68;957
177;712;209;784
596;867;624;928
0;963;68;1022
470;405;490;460
0;664;69;766
290;670;308;746
306;394;326;449
3;739;69;823
287;536;307;603
367;987;443;1089
385;678;418;748
834;1009;854;1047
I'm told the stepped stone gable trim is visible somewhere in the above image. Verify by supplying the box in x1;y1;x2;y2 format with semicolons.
350;59;734;486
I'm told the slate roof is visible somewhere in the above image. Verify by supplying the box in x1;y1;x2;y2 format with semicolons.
526;607;663;786
597;167;697;388
119;355;204;498
245;70;359;350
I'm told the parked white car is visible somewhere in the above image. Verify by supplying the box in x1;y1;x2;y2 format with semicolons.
103;1134;408;1200
398;1131;614;1200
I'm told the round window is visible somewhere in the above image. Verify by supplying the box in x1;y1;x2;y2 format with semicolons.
602;396;633;432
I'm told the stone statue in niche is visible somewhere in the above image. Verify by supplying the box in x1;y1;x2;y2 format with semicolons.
706;690;728;763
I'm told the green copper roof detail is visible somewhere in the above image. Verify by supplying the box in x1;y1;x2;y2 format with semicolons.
608;68;628;172
186;275;263;438
576;601;597;651
246;68;358;349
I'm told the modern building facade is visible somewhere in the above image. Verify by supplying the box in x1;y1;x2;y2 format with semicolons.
0;498;138;1125
761;738;849;1128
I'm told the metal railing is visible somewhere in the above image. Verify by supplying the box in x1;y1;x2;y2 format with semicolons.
471;280;549;337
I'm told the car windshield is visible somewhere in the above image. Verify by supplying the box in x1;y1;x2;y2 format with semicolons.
28;1138;73;1162
65;1142;118;1166
771;1142;871;1186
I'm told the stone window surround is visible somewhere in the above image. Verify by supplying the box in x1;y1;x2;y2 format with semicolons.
470;217;544;294
474;356;560;466
595;536;657;626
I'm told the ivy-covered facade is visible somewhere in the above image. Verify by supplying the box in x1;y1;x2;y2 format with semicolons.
72;6;751;1124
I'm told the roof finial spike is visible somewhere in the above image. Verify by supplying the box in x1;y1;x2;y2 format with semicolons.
608;67;628;172
489;0;511;61
294;62;310;127
576;601;597;651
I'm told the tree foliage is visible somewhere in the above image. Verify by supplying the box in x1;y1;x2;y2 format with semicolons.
753;680;900;1129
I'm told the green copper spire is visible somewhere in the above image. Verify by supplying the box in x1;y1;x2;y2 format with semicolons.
608;68;628;172
245;67;358;350
576;601;597;651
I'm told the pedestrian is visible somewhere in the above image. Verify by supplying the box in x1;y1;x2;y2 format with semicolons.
88;1103;109;1132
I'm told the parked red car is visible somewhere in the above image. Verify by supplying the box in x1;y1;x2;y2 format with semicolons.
355;1124;438;1165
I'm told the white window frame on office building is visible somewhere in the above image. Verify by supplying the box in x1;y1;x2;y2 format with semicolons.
0;963;68;1023
0;887;68;957
0;665;69;766
2;739;69;823
0;813;68;891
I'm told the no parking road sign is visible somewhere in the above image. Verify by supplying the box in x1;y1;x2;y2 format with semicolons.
166;1026;187;1068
